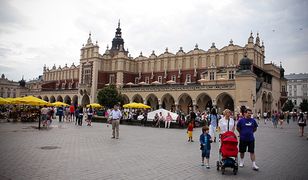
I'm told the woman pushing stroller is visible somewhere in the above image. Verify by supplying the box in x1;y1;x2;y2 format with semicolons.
217;109;238;174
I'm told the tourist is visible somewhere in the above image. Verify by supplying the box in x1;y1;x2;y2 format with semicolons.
87;105;93;126
78;106;83;126
218;109;235;134
237;108;259;171
56;105;64;122
199;125;212;168
298;112;306;137
278;111;285;129
208;108;220;142
153;113;159;127
165;112;172;128
156;112;164;128
69;104;75;121
110;105;122;139
187;121;194;142
41;105;48;127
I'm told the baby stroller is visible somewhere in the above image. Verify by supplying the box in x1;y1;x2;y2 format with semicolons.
216;131;238;175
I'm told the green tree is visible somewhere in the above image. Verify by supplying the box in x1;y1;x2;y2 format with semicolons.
299;99;308;112
97;85;123;108
282;100;294;112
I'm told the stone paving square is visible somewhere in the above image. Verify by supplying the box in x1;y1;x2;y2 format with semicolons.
0;120;307;180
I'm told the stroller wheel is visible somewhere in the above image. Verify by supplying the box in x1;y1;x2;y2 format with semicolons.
221;167;225;175
233;168;237;175
216;161;220;171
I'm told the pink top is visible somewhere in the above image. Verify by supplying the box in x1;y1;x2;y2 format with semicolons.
165;115;172;122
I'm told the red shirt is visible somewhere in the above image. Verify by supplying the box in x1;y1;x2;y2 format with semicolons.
187;123;194;131
69;105;75;113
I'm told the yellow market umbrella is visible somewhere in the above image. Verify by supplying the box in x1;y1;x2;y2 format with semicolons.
0;97;9;105
5;97;24;105
52;101;69;107
20;96;50;106
86;103;102;108
137;103;151;109
123;102;151;109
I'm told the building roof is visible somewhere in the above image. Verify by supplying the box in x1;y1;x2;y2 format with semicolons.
285;73;308;80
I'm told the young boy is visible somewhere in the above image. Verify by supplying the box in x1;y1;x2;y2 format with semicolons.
199;125;213;168
187;121;194;142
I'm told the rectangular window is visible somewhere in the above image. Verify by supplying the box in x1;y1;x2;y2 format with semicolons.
171;75;176;82
282;85;286;92
210;72;215;80
303;84;307;88
186;74;191;83
228;70;234;80
109;74;115;84
289;85;292;89
158;76;162;83
145;76;149;84
83;68;91;84
294;100;297;105
135;77;139;84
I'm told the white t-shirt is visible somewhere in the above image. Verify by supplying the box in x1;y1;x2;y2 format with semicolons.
218;117;235;134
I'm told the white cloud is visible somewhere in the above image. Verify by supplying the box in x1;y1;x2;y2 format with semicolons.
0;0;308;81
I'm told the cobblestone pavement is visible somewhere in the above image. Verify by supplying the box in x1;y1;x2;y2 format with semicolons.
0;119;307;180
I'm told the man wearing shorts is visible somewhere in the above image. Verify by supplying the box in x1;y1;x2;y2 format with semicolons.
237;108;259;171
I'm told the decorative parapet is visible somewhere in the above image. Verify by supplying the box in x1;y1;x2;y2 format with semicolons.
121;82;235;93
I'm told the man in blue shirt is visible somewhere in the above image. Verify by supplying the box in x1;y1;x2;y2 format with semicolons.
237;108;259;171
110;105;122;139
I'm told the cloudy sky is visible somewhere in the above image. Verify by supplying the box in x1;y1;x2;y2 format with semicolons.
0;0;307;81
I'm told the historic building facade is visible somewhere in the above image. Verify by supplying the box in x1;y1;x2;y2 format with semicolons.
285;73;308;110
0;74;24;98
22;22;287;114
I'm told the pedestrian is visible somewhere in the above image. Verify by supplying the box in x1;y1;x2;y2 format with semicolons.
153;113;159;127
237;108;259;171
279;111;285;129
286;112;291;124
199;125;212;168
263;111;267;124
87;105;93;126
74;107;79;125
41;105;48;127
298;112;306;137
208;108;220;142
78;106;83;126
257;111;261;124
69;104;75;121
218;109;235;134
156;112;164;128
187;121;194;142
165;112;172;128
110;105;122;139
56;105;64;122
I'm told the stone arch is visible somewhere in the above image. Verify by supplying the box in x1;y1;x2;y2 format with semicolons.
216;92;234;113
132;94;143;103
122;94;130;105
64;95;71;105
50;96;56;103
56;95;63;102
72;95;78;106
81;94;90;107
146;93;159;110
196;93;213;112
161;93;175;111
261;91;267;113
43;96;49;102
178;93;192;114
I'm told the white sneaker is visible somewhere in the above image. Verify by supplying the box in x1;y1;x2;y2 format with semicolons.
252;164;259;171
239;161;244;167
